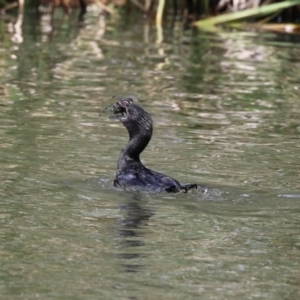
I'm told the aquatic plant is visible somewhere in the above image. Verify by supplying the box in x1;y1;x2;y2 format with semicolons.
193;0;300;32
2;0;300;34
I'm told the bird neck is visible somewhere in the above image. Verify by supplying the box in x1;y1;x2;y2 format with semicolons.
117;118;152;170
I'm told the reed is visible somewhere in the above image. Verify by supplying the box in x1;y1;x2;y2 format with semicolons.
194;0;300;30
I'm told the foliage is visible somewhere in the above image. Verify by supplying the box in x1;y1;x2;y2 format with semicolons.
193;0;300;31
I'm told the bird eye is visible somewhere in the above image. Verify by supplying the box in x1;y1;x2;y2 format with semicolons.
123;98;133;106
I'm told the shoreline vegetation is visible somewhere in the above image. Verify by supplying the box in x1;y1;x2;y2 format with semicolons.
1;0;300;34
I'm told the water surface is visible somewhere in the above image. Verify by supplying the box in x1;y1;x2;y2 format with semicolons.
1;8;300;299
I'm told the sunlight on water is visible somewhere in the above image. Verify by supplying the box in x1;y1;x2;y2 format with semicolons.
0;7;300;300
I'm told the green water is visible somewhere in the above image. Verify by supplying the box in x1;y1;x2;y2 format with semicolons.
1;8;300;299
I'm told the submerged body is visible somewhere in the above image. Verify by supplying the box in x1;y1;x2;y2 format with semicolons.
106;98;206;193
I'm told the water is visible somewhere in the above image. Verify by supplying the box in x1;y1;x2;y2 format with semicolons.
1;7;300;299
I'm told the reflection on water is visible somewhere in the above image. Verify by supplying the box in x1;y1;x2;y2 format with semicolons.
1;7;300;300
116;192;154;273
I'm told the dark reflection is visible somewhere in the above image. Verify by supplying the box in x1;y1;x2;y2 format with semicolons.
116;191;154;273
78;0;87;21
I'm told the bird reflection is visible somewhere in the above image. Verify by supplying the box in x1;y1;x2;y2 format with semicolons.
116;191;154;273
